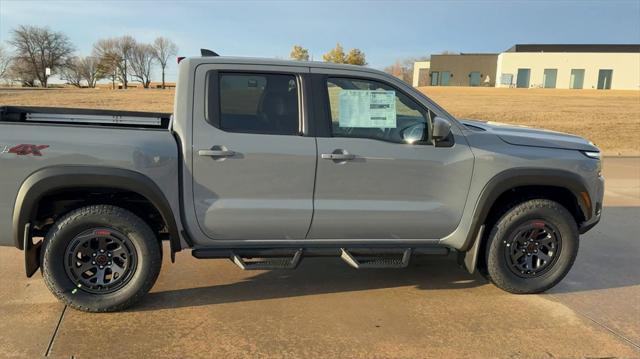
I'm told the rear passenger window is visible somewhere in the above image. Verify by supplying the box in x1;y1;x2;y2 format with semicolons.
215;73;300;135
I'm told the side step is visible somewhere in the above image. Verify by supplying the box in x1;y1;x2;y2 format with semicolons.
231;249;303;270
192;246;448;270
340;248;412;269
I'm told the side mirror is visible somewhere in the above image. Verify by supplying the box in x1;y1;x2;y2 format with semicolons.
432;116;452;142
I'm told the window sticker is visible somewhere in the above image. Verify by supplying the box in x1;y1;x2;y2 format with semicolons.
338;90;396;128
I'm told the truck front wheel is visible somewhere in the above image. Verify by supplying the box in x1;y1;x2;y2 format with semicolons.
41;205;162;312
485;199;579;294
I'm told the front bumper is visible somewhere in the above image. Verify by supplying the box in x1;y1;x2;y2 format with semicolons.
579;175;604;234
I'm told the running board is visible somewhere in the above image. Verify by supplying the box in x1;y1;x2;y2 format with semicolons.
231;249;303;270
340;248;412;269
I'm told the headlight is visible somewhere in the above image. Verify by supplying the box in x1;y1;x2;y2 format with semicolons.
582;151;602;175
582;151;601;159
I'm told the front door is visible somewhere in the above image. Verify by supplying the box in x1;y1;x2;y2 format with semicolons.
597;69;613;89
430;72;439;86
570;69;585;89
308;75;474;239
543;69;557;88
516;68;530;88
469;71;481;86
440;71;451;86
191;66;316;240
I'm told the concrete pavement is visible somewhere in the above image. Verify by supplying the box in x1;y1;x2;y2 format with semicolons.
0;157;638;358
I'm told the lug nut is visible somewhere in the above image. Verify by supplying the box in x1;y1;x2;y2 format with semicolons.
99;265;104;269
107;253;112;257
108;261;112;265
92;253;96;257
100;249;105;253
92;261;96;265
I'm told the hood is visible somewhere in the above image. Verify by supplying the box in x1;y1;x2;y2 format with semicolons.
459;119;599;152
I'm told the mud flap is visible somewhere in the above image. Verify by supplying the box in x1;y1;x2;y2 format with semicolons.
463;225;485;274
23;223;42;277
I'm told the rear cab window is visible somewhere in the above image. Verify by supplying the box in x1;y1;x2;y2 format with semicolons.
208;72;300;135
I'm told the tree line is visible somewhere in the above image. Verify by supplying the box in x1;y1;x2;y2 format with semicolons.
0;25;177;89
289;43;366;65
0;25;427;88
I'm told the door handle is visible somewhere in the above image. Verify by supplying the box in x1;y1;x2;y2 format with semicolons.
321;153;355;160
198;149;235;157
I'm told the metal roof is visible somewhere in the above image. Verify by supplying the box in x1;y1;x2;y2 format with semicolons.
506;44;640;53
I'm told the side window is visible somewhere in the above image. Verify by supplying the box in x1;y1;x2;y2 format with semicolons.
326;77;431;144
215;73;299;135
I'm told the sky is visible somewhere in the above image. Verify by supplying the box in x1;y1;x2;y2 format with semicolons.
1;0;639;82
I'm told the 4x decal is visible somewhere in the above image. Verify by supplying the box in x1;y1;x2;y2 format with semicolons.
3;144;50;156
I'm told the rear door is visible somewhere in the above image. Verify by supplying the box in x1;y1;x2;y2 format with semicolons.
307;72;474;239
191;64;316;240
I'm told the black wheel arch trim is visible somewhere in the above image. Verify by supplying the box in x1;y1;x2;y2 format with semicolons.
461;167;591;254
13;166;182;257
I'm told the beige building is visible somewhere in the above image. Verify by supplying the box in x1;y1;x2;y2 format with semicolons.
420;44;640;90
412;61;430;87
429;54;498;87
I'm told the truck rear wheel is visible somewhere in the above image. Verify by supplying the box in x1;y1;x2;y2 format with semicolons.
41;205;161;312
485;199;579;294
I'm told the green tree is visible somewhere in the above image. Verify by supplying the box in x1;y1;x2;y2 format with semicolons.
345;48;366;65
322;43;346;63
289;45;309;61
323;43;366;65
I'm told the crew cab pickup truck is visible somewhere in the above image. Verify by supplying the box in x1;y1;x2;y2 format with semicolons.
0;53;603;312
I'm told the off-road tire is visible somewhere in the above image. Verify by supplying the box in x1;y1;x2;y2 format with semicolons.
41;205;161;312
485;199;579;294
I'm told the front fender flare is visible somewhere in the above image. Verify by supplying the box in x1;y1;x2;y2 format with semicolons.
461;167;590;253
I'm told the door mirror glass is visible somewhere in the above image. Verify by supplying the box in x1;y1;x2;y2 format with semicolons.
400;123;426;144
432;117;451;142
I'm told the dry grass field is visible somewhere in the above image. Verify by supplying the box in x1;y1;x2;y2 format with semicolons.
1;86;638;155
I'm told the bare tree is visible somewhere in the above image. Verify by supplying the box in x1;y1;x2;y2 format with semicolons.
8;25;74;87
60;57;84;87
93;36;136;89
152;37;177;89
93;38;119;89
384;56;430;84
7;59;36;87
0;45;12;81
130;43;155;88
78;56;103;88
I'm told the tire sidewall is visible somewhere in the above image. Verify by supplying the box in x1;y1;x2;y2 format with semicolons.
42;207;161;311
487;200;579;293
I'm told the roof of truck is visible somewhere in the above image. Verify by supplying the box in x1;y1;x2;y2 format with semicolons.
182;56;388;75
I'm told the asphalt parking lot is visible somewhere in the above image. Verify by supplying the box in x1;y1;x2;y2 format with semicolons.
1;157;638;358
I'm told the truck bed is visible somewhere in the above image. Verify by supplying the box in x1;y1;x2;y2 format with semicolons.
0;106;172;129
0;106;180;248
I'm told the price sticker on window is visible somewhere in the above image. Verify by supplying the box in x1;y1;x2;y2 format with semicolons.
338;90;396;128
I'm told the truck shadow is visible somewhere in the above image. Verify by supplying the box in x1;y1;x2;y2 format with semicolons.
134;255;487;312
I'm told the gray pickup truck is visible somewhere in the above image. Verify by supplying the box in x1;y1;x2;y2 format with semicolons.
0;53;603;312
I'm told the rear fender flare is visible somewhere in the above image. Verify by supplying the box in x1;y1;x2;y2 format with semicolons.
13;166;181;255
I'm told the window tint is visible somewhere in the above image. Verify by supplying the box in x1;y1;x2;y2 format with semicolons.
326;77;431;144
217;73;299;135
